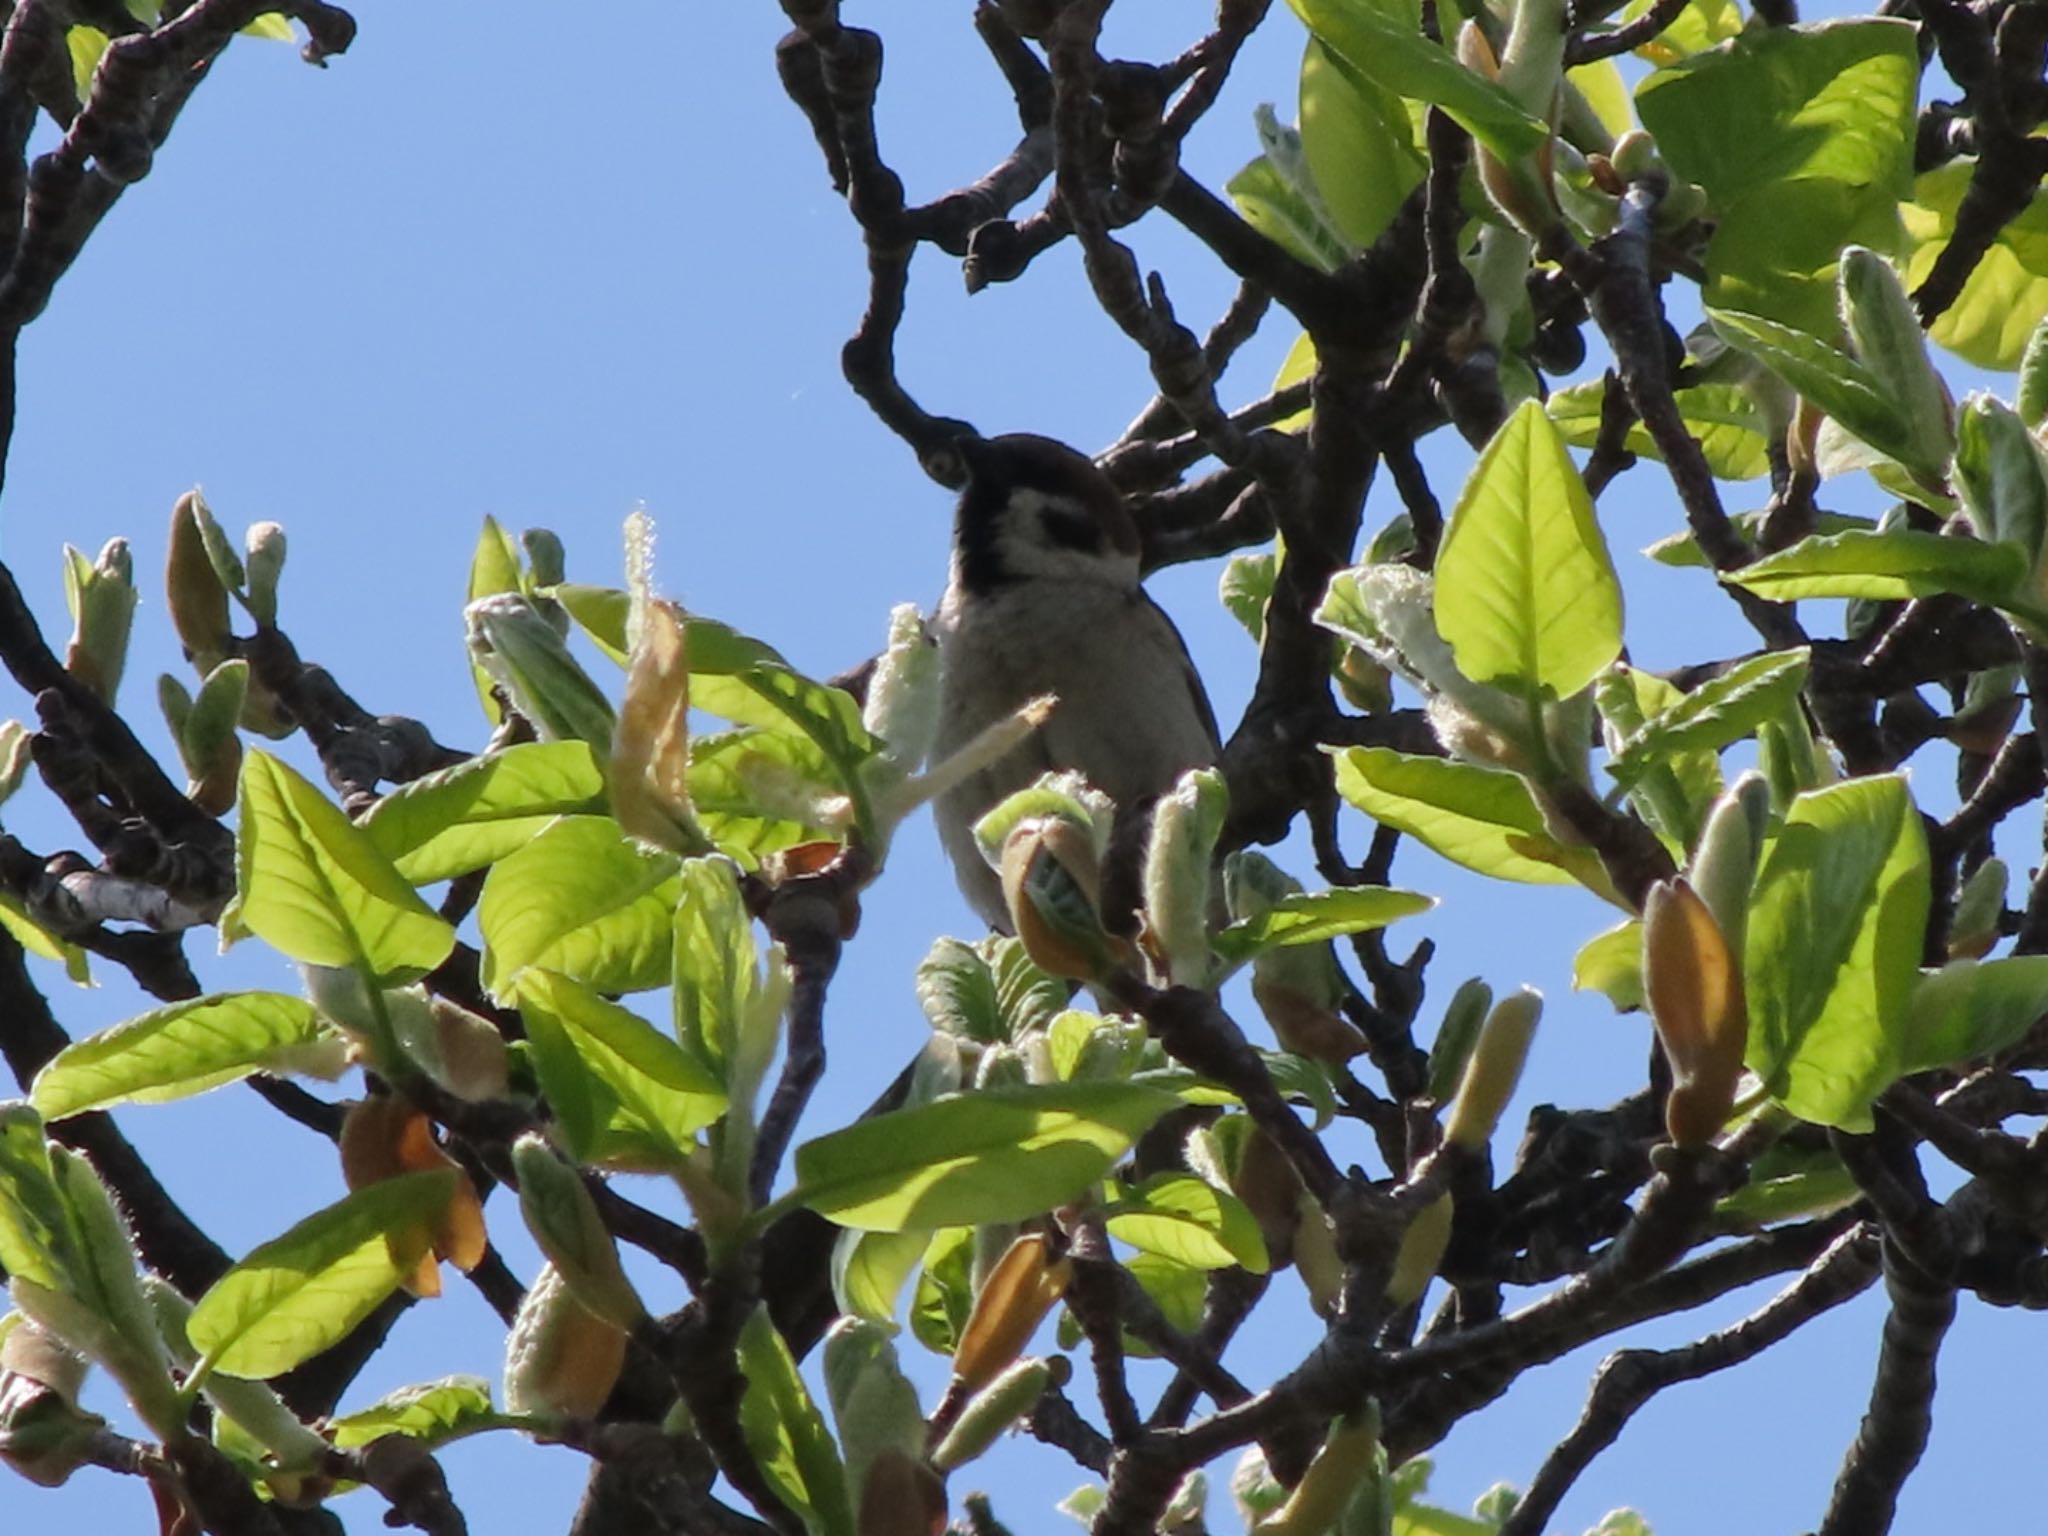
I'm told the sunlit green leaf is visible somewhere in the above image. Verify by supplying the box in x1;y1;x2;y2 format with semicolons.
738;1307;855;1536
1902;160;2048;369
513;969;724;1171
909;1226;974;1355
32;993;338;1119
361;742;606;885
187;1173;458;1379
1744;775;1929;1130
1107;1174;1269;1272
793;1083;1178;1232
1573;920;1644;1012
831;1227;930;1326
222;752;455;982
1547;378;1771;482
1299;38;1425;251
1721;528;2028;608
1213;887;1435;964
1903;957;2048;1075
329;1376;497;1449
1607;650;1810;790
1436;401;1624;700
1332;747;1605;888
1645;509;1873;569
0;894;90;986
478;816;681;1000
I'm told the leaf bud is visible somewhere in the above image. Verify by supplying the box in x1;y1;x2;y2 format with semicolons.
2021;313;2048;429
1384;1192;1453;1307
177;659;249;816
510;1134;643;1331
1642;879;1748;1148
950;1233;1070;1392
931;1354;1068;1472
821;1317;927;1490
61;540;137;703
1684;770;1769;953
1251;1407;1383;1536
857;1447;949;1536
166;491;232;669
521;527;567;588
1293;1205;1343;1318
1000;817;1118;983
1954;393;2048;585
1141;768;1229;988
1840;247;1954;484
0;1324;100;1488
503;1262;627;1423
1443;987;1542;1152
863;604;940;775
1426;979;1493;1102
611;595;709;855
1608;128;1661;183
243;522;287;626
0;720;27;807
392;996;511;1103
466;593;617;751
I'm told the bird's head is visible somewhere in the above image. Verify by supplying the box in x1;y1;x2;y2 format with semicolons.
950;433;1141;594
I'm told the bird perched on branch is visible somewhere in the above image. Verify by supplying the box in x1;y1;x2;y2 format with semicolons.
930;432;1221;932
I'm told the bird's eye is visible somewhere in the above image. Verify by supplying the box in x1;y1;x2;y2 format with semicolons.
1037;504;1099;552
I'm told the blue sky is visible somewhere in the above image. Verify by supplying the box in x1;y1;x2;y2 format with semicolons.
0;5;2029;1534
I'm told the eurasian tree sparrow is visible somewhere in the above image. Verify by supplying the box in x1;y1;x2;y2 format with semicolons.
930;433;1222;931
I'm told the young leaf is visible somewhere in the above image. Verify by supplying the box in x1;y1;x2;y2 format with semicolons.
1548;378;1771;482
737;1307;856;1536
1720;528;2028;608
0;894;91;986
1744;775;1930;1130
1288;0;1547;162
1212;887;1435;964
791;1083;1179;1232
671;857;757;1083
1901;160;2048;370
689;726;850;864
328;1375;497;1449
32;993;338;1120
1645;510;1873;570
222;752;455;982
361;742;606;884
1226;152;1350;273
1332;747;1606;888
1706;310;1937;481
1902;957;2048;1075
1106;1173;1270;1273
915;938;1004;1044
477;815;682;1001
1573;920;1645;1011
187;1172;459;1379
0;1104;70;1292
512;969;724;1171
831;1228;930;1326
467;516;524;724
1640;20;1917;334
1435;401;1624;701
1606;650;1811;791
1298;38;1425;251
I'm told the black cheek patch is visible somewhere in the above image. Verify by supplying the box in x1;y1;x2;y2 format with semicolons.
1039;506;1101;553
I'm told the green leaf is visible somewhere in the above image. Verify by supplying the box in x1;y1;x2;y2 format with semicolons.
1332;747;1605;888
1124;1250;1207;1334
1436;400;1624;700
187;1172;459;1379
65;27;109;103
361;742;606;885
1903;957;2048;1075
1226;154;1349;274
0;1104;69;1291
1212;887;1435;964
467;516;524;724
831;1228;930;1326
1721;528;2028;608
1573;919;1644;1011
1744;776;1930;1130
1640;20;1918;334
1220;550;1280;640
222;752;455;982
240;13;294;41
792;1083;1179;1232
1618;0;1741;64
1713;1146;1859;1231
671;857;757;1084
689;727;848;865
1902;160;2048;369
0;893;90;986
1299;38;1425;251
1607;650;1811;791
1289;0;1546;161
1645;510;1873;569
1107;1174;1269;1272
1706;309;1936;480
478;816;681;1000
909;1227;975;1355
31;993;338;1119
329;1376;498;1449
513;969;724;1171
1547;378;1771;482
738;1308;856;1536
915;938;1004;1044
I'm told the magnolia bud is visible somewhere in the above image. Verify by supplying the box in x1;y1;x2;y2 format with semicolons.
1685;771;1769;954
821;1317;927;1494
1443;988;1542;1152
178;659;248;815
503;1263;627;1422
243;522;287;626
1385;1192;1454;1307
166;491;232;669
1142;769;1228;987
1252;1407;1383;1536
1427;979;1493;1102
62;540;136;703
522;528;567;588
466;593;617;749
1642;879;1748;1148
1000;817;1117;983
510;1134;642;1331
392;996;511;1103
863;604;940;774
950;1234;1070;1392
931;1354;1068;1471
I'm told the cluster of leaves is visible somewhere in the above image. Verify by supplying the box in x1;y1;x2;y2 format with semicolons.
10;0;2048;1534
